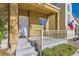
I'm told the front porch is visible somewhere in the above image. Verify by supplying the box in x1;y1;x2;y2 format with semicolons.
7;3;60;56
0;3;65;55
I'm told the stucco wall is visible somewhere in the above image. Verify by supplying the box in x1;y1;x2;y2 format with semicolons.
29;11;47;37
51;3;65;30
18;9;58;37
19;9;29;16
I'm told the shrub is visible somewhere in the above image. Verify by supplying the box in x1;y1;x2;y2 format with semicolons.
42;44;77;56
0;17;5;44
0;32;3;44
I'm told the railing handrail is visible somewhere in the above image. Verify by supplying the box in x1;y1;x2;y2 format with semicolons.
44;30;67;32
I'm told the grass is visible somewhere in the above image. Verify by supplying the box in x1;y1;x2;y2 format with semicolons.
42;44;77;56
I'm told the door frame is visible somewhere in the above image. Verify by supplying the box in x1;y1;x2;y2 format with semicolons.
18;15;29;37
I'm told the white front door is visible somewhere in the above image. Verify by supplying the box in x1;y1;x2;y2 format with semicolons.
19;16;29;37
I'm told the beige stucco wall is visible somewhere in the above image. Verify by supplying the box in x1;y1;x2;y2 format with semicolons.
52;3;66;38
59;4;65;30
29;11;47;37
18;3;60;38
19;9;29;16
58;4;66;38
18;9;47;37
18;9;59;37
49;14;56;30
46;14;58;38
52;3;65;30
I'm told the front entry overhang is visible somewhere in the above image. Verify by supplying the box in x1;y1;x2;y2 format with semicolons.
18;3;60;16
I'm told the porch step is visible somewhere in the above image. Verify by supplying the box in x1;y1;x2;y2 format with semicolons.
23;50;38;56
16;38;38;56
16;42;31;50
16;46;38;56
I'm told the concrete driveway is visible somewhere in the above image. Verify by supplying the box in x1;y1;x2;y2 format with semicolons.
73;48;79;56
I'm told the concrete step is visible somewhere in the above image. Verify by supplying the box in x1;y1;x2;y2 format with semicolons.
23;51;38;56
16;42;31;50
16;38;38;56
16;46;37;56
17;39;28;44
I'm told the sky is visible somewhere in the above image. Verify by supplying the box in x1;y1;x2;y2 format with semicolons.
72;3;79;18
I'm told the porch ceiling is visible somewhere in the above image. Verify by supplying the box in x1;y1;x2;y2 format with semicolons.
18;3;59;15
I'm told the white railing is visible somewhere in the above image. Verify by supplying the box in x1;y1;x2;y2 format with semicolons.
36;30;67;51
43;30;67;39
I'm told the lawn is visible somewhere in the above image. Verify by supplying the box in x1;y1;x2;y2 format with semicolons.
42;44;77;56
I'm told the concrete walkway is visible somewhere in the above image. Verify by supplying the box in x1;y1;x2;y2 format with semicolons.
73;48;79;56
16;38;38;56
0;38;8;49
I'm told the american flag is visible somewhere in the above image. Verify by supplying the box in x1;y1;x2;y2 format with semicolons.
68;20;74;30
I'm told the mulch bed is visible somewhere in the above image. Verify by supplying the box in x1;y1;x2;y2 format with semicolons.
0;49;10;56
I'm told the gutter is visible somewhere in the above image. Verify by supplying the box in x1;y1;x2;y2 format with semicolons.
45;3;60;11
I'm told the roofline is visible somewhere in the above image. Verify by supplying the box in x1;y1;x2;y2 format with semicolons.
45;3;60;11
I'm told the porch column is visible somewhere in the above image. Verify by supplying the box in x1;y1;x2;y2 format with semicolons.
57;12;60;30
9;4;18;52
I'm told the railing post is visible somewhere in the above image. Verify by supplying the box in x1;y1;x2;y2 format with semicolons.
40;26;43;56
42;26;43;49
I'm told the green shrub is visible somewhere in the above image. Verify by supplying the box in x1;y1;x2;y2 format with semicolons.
0;32;3;44
42;44;77;56
0;17;5;44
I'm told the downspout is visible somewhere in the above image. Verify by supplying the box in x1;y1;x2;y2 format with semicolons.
8;3;11;49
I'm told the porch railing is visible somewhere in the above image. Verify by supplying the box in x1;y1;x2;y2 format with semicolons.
36;30;67;51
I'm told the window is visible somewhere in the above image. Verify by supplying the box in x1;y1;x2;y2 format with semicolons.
39;18;47;26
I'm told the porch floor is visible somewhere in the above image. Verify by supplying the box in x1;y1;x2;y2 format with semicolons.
42;36;67;49
28;36;67;49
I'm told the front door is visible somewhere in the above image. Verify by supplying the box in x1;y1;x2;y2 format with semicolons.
19;16;29;37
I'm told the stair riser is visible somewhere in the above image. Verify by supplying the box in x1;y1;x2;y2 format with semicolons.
16;48;37;56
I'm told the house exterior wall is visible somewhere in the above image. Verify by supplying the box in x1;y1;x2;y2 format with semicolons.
51;3;65;30
18;4;60;38
0;3;60;51
47;14;57;30
29;11;47;37
18;4;59;37
51;3;75;39
19;9;29;16
51;3;66;38
18;9;48;37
